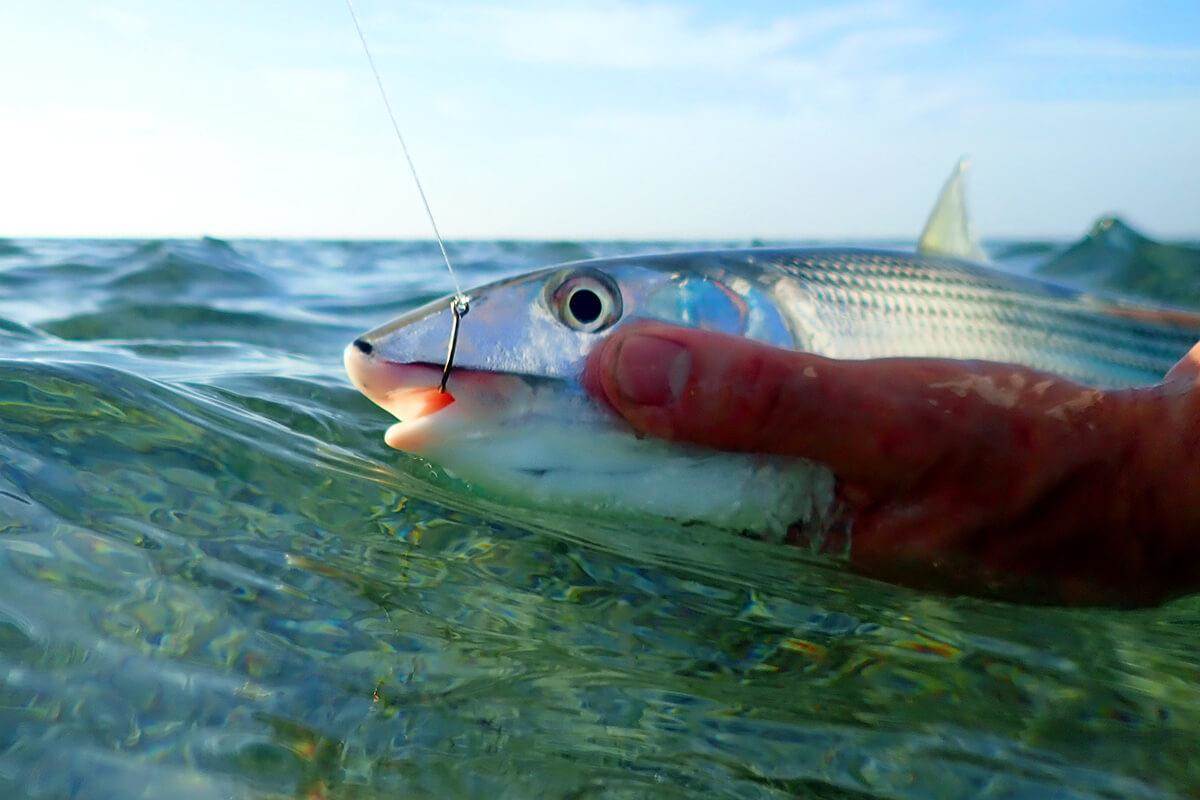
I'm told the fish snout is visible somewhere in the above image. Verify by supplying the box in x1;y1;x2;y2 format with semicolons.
343;339;439;404
344;338;537;453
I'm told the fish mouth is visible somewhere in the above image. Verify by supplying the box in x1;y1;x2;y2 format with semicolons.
343;343;531;453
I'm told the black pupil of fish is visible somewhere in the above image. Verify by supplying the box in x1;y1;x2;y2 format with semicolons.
568;288;603;324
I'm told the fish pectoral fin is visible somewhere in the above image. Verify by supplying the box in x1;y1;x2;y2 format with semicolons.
917;156;988;262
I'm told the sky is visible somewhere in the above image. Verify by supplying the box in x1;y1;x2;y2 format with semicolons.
1;1;1197;240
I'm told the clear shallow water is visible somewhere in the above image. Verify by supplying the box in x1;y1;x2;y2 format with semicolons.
0;236;1197;799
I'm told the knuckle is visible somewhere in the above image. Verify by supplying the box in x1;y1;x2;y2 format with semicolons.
741;352;798;449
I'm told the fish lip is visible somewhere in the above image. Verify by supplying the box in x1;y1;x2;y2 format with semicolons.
344;343;535;433
346;342;547;454
343;348;452;420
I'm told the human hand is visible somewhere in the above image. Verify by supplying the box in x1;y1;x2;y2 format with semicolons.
584;321;1200;605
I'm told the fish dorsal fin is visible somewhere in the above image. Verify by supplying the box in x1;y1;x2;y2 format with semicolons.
917;157;987;262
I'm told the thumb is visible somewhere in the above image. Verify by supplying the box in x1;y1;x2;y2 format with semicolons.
585;321;1109;492
584;322;1014;490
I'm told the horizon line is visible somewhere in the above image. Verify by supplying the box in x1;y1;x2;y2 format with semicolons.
4;230;1199;244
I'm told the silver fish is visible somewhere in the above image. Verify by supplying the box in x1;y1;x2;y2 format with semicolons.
344;246;1200;534
345;162;1200;533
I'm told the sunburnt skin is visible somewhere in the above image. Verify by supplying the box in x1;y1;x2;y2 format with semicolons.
344;247;1200;536
584;322;1200;603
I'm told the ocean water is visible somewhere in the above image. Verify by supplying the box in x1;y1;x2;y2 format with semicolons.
0;234;1197;799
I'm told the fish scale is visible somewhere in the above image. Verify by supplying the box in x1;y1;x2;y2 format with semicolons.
695;248;1199;387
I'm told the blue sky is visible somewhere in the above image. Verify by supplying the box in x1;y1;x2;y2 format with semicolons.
1;1;1197;239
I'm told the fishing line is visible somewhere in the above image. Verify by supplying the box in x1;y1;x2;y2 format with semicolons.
343;0;469;391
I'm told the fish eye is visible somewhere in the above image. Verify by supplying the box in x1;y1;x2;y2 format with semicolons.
568;287;602;324
548;269;622;332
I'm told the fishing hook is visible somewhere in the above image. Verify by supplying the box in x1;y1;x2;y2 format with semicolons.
438;294;470;393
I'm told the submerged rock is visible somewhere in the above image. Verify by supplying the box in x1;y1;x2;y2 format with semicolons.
1037;216;1200;308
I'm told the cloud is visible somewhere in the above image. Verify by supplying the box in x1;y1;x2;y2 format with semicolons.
11;0;1196;238
394;0;957;119
460;0;929;73
476;1;907;70
1015;35;1200;61
86;5;149;38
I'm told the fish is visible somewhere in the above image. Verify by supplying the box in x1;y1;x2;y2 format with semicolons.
344;161;1200;535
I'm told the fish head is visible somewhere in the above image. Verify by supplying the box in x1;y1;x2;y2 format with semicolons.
344;253;831;533
345;261;648;449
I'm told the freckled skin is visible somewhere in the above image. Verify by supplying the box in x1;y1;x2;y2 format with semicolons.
585;322;1200;606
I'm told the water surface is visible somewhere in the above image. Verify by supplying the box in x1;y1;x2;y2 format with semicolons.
0;235;1196;799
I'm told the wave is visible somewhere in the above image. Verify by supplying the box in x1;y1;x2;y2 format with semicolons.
105;238;276;299
0;239;26;257
40;302;358;357
306;291;448;320
0;316;40;340
988;240;1058;260
1037;217;1200;308
0;260;113;289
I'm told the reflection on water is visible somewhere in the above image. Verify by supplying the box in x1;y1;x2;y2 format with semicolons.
0;235;1196;798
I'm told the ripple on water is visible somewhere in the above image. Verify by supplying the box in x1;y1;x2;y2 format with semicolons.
40;302;358;358
105;238;277;300
0;238;26;257
0;239;1196;798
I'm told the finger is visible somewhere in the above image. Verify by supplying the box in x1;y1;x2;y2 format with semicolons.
584;321;1100;492
854;453;1167;606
